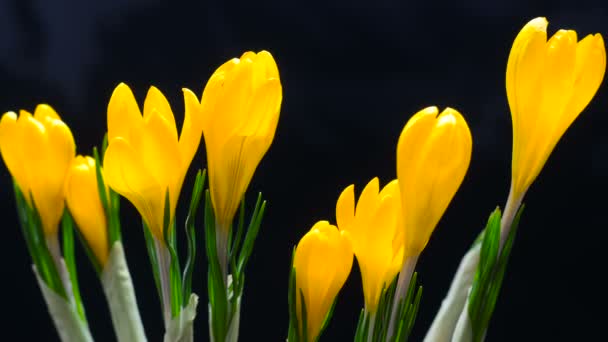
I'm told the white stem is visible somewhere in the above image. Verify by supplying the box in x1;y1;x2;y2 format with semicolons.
101;242;147;342
33;265;94;342
499;186;524;251
155;238;173;327
164;294;199;342
387;255;419;339
423;244;481;342
451;299;473;342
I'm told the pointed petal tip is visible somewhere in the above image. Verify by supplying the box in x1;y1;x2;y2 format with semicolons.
528;17;548;31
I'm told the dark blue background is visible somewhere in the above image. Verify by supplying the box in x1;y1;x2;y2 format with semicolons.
1;0;605;341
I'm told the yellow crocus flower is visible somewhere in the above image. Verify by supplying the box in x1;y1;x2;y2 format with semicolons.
507;17;605;201
396;106;472;257
64;156;108;265
200;50;282;233
0;105;75;236
336;178;404;313
294;221;353;341
103;83;203;240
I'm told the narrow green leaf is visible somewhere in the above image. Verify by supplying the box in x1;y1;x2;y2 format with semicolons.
61;211;87;322
287;248;299;342
26;193;66;298
236;194;266;275
13;181;42;269
204;190;228;341
143;221;162;307
299;289;308;342
183;169;205;304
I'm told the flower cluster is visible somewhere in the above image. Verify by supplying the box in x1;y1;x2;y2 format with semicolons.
0;17;604;342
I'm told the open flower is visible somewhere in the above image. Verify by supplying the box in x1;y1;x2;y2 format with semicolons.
336;178;403;313
103;83;203;240
507;17;605;200
200;50;282;232
294;221;353;341
0;105;75;236
396;106;472;257
64;156;109;265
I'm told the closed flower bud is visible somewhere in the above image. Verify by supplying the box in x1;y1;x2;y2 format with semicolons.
0;106;75;236
294;221;353;341
64;156;109;265
336;178;403;313
507;17;605;200
103;83;204;240
396;106;472;256
201;50;283;232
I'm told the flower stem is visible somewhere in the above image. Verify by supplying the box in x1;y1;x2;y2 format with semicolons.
499;185;524;251
387;254;419;339
155;238;172;327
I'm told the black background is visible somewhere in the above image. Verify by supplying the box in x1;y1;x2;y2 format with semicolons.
1;0;606;341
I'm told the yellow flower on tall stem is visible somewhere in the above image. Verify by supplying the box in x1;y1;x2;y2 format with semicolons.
103;83;203;240
294;221;353;341
0;105;75;258
503;17;605;242
64;156;108;266
200;50;283;274
388;106;472;338
336;178;403;313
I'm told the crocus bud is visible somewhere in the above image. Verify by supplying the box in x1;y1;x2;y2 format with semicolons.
64;156;109;265
294;221;353;341
506;17;605;201
396;106;472;257
0;105;75;236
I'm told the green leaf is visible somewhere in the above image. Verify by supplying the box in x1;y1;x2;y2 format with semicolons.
61;211;87;322
299;289;309;342
93;146;122;249
143;221;162;308
468;205;524;342
204;190;229;341
161;190;182;318
182;169;205;305
14;182;66;298
236;193;266;275
287;248;299;342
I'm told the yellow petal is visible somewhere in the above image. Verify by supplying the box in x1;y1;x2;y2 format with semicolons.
507;17;547;129
178;88;204;169
0;112;28;194
141;109;182;186
34;104;60;121
143;86;178;142
103;137;164;239
336;184;355;232
354;177;379;225
561;33;606;133
65;156;108;265
107;83;144;144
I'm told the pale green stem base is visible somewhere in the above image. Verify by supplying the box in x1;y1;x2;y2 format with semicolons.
423;244;481;342
154;238;173;327
33;265;93;342
387;255;419;340
424;186;525;342
164;294;199;342
101;242;147;342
